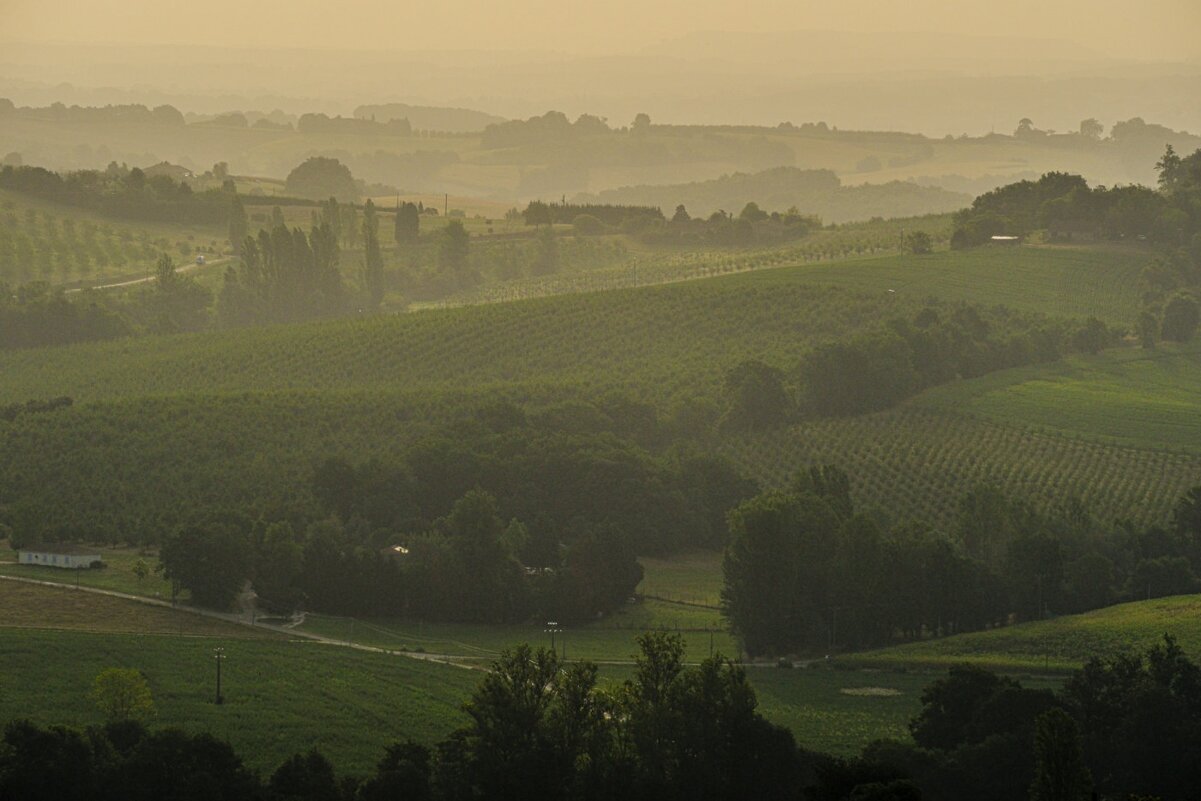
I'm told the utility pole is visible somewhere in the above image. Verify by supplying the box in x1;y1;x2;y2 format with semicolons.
444;193;448;217
544;621;560;657
213;647;225;705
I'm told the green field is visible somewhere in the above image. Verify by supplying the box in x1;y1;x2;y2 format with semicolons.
914;342;1201;453
0;628;479;775
638;550;724;606
758;243;1148;324
842;594;1201;673
0;543;177;599
0;577;939;766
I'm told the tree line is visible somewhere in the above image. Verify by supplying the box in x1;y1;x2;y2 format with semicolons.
724;465;1201;656
0;165;229;226
4;633;1194;800
952;148;1201;249
721;301;1120;430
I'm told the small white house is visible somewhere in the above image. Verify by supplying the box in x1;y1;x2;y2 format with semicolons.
18;544;102;569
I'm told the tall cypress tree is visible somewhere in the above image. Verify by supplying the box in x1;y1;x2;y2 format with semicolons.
227;194;247;255
362;200;384;307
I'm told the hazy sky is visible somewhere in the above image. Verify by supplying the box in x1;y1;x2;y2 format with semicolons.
4;0;1200;61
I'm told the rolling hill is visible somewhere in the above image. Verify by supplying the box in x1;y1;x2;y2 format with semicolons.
2;242;1184;538
843;593;1201;673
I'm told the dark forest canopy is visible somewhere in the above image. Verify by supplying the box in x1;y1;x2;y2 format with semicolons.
724;468;1201;656
951;147;1201;248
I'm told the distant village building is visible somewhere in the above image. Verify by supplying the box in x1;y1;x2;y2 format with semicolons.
989;235;1022;245
17;543;102;569
143;161;194;181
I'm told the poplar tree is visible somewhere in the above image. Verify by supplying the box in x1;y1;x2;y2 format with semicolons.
362;199;384;307
227;193;247;255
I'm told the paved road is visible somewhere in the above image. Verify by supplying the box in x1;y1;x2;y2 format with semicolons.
65;257;231;294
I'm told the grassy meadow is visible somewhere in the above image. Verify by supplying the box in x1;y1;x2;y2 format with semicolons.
0;627;479;775
914;341;1201;453
0;543;176;599
843;594;1201;674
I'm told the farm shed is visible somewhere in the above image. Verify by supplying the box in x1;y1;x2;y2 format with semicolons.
17;543;102;569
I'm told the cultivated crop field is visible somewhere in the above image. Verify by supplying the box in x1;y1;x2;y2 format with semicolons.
725;408;1201;530
0;243;1147;406
753;243;1149;324
0;241;1176;538
842;594;1201;673
0;190;225;288
0;580;263;638
914;342;1201;453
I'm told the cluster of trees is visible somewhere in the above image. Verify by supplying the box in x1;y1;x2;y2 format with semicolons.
0;248;216;349
522;201;662;227
853;636;1201;800
154;404;756;620
952;148;1201;248
227;488;643;624
722;301;1117;429
635;202;821;247
0;165;229;225
0;99;185;126
283;157;359;203
296;114;413;137
577;166;969;225
481;111;618;149
218;218;347;326
724;466;1201;656
0;282;131;349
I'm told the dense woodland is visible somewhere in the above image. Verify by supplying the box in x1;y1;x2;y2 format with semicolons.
724;467;1201;655
3;633;1198;800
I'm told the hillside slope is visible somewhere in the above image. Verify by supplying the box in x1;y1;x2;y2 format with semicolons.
844;594;1201;673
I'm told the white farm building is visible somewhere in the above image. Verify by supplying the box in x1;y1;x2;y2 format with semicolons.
18;544;102;569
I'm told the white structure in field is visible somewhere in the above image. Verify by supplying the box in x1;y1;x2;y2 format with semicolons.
17;544;102;569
